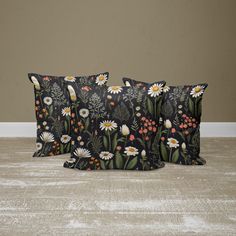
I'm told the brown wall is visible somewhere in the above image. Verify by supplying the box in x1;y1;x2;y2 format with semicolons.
0;0;235;122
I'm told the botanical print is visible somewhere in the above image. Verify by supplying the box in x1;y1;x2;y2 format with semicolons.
64;82;166;170
29;72;109;157
123;78;208;165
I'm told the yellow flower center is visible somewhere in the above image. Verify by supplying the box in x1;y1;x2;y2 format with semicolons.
99;76;105;81
195;87;201;93
111;86;120;91
152;85;160;92
64;108;70;114
128;147;135;152
67;76;74;81
104;123;112;127
171;139;177;144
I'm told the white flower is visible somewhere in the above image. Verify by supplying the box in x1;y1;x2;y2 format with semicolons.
141;150;146;157
167;138;179;148
181;142;186;150
62;107;71;116
36;142;42;151
99;151;114;160
135;106;141;111
67;85;77;101
148;83;163;97
43;97;52;105
60;135;71;143
40;132;54;143
77;136;82;141
163;85;170;93
31;76;40;90
79;108;89;118
178;105;183;109
164;119;172;129
124;146;139;156
74;148;91;158
190;85;204;98
178;110;183;114
43;121;47;126
45;126;49;130
64;76;76;82
136;112;141;117
80;141;84;146
107;95;112;99
96;74;108;86
100;120;118;131
121;124;130;136
108;86;123;94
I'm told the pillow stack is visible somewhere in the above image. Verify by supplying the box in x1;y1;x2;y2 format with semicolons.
29;73;207;170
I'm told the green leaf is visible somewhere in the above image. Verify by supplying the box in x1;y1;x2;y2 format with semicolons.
197;98;202;118
66;143;71;153
112;102;130;121
109;159;114;169
100;160;106;170
160;141;168;161
85;118;89;130
60;144;64;154
64;120;68;131
112;133;118;152
115;151;124;169
188;97;195;116
137;138;145;148
172;149;179;163
147;97;153;115
126;156;138;170
103;136;108;150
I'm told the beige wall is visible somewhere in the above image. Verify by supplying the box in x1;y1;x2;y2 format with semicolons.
0;0;235;122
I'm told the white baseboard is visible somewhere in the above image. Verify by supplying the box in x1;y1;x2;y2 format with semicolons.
0;122;235;138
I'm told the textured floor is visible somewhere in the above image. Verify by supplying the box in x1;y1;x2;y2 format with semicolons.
0;138;236;236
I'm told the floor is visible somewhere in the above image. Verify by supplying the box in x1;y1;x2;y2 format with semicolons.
0;138;235;236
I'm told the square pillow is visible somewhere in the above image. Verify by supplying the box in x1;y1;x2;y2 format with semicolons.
28;72;109;157
64;81;166;170
123;78;208;165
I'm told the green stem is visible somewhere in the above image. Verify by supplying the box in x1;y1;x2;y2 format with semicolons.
124;155;130;170
169;148;172;162
154;97;157;118
108;131;111;152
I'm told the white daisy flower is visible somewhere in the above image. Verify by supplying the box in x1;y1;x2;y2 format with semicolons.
40;132;54;143
136;112;141;117
74;148;91;158
167;138;179;148
108;86;123;94
67;85;77;102
163;85;170;93
190;85;204;98
64;76;76;82
31;76;40;90
148;83;163;97
79;108;89;118
36;142;42;151
43;97;53;105
124;146;139;156
100;120;118;131
135;106;141;111
99;151;114;160
60;135;71;144
62;107;71;116
96;74;108;86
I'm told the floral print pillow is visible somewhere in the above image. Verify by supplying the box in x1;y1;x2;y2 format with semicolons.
28;72;109;157
64;81;166;170
123;78;208;165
